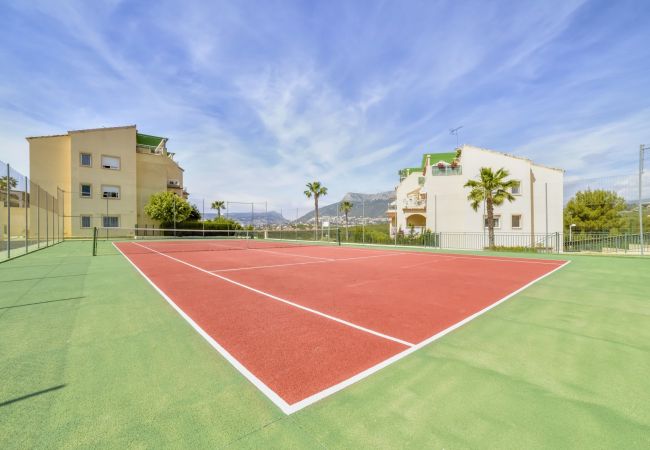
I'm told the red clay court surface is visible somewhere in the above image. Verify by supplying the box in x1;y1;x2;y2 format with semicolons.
115;240;569;414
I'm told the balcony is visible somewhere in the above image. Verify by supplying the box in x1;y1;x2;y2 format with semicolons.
430;165;462;176
402;198;426;210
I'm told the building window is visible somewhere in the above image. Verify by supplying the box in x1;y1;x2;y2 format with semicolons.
101;185;120;199
103;216;119;228
484;215;501;228
80;153;92;167
511;214;522;229
511;182;521;195
101;155;120;170
80;183;92;198
80;215;92;228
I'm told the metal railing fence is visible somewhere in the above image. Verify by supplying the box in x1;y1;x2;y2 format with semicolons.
0;159;64;262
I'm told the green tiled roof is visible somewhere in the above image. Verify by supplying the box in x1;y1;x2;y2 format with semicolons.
421;152;456;166
136;133;166;147
399;152;457;177
400;167;422;177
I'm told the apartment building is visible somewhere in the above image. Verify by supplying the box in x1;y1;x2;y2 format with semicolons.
28;125;186;237
388;145;563;247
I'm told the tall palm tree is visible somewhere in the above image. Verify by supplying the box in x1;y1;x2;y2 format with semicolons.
464;167;519;248
211;200;226;218
304;181;328;238
340;200;353;241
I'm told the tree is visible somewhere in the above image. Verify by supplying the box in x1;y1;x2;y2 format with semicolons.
187;203;202;221
0;176;18;191
564;189;626;234
211;200;226;218
340;200;353;240
304;181;328;238
464;167;519;248
144;192;191;226
209;216;243;230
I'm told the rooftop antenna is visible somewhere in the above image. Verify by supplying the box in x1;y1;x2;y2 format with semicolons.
450;126;463;148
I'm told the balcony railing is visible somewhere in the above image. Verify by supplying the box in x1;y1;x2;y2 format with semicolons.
403;198;426;209
136;144;162;155
430;166;462;176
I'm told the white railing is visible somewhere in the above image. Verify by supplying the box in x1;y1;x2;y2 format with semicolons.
403;198;426;209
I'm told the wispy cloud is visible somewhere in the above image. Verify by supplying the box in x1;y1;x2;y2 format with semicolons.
1;0;649;211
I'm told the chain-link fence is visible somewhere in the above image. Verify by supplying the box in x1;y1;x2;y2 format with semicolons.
1;159;64;262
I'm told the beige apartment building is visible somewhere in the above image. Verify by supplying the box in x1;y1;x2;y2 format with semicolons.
28;125;186;237
389;145;564;249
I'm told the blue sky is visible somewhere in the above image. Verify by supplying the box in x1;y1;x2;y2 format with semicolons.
1;0;649;212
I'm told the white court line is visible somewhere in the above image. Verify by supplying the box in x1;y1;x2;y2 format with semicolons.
114;241;570;415
112;242;293;413
340;243;566;265
285;259;572;413
210;252;408;273
129;241;414;348
409;252;566;265
264;238;566;266
250;247;335;261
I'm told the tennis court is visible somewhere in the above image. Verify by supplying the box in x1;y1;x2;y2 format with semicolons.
111;235;569;414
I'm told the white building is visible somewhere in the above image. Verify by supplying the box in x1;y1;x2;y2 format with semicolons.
388;145;564;249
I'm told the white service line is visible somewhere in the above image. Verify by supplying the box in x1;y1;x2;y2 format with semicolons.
211;251;408;273
250;247;334;261
335;241;568;266
129;241;414;348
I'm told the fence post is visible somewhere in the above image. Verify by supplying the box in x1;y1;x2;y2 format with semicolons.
45;192;50;247
6;164;10;259
639;145;645;256
37;184;40;248
25;175;28;253
60;190;63;242
362;199;365;244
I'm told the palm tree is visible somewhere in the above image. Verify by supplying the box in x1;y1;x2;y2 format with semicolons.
211;200;226;218
464;167;519;248
304;181;328;238
340;200;353;241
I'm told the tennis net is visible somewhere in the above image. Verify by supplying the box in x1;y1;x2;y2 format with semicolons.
92;227;340;256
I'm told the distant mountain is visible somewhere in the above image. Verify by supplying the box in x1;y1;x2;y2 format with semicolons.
296;191;395;223
203;211;289;226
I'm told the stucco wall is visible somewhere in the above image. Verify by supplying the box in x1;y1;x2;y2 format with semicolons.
136;152;184;227
28;134;71;235
393;145;564;245
69;126;138;236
